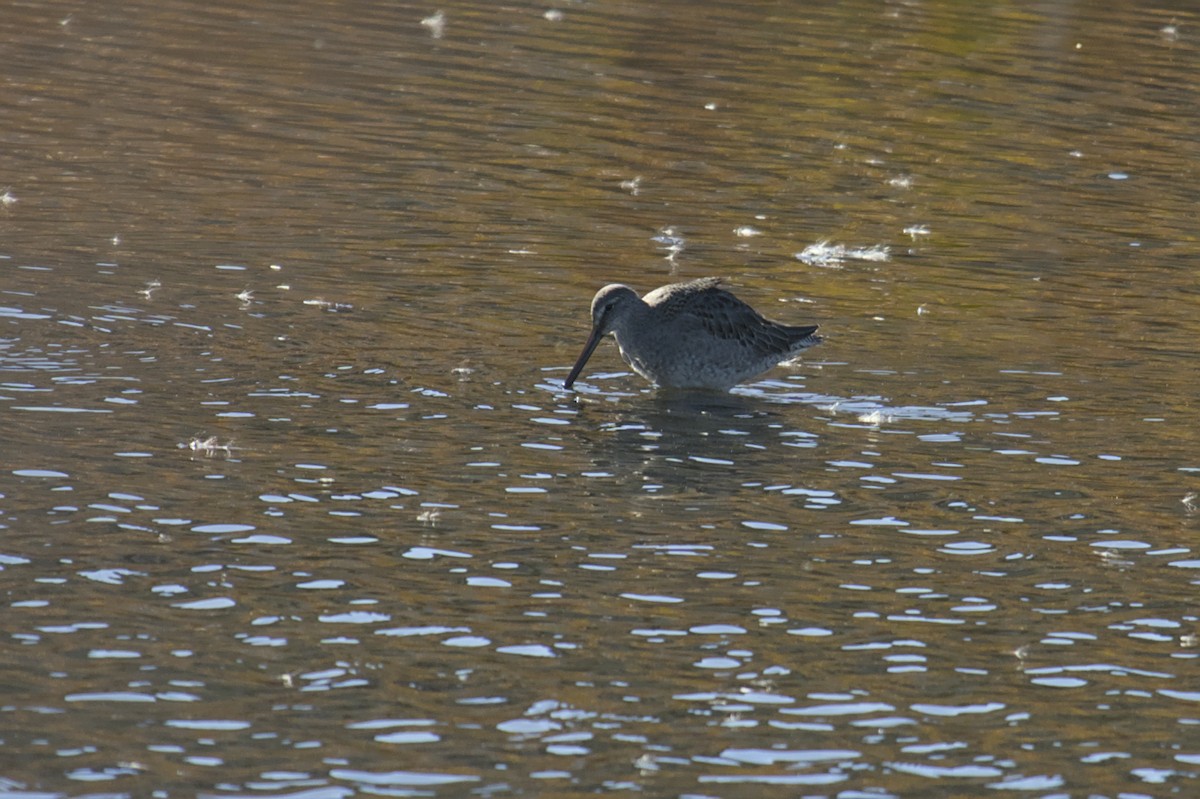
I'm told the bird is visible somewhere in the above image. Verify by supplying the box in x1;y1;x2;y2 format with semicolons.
562;277;821;391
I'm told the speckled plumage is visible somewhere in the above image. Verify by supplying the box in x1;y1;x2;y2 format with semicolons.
563;277;822;391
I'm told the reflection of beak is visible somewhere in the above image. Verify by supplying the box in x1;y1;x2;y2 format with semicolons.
563;325;604;389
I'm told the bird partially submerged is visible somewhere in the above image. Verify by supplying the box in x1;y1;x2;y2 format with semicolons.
563;277;821;391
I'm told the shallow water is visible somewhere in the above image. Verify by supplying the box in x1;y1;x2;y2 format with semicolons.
2;1;1199;796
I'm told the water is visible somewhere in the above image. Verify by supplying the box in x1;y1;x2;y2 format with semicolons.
2;0;1199;796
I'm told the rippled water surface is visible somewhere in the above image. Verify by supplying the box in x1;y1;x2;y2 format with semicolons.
3;1;1199;796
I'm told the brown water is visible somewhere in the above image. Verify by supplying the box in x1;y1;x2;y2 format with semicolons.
2;1;1199;796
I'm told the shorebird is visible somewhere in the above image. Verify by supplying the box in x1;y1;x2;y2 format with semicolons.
563;277;821;391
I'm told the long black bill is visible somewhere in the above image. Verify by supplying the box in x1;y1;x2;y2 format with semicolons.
563;326;604;389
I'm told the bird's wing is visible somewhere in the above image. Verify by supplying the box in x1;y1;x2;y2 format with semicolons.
686;283;819;354
680;284;775;339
